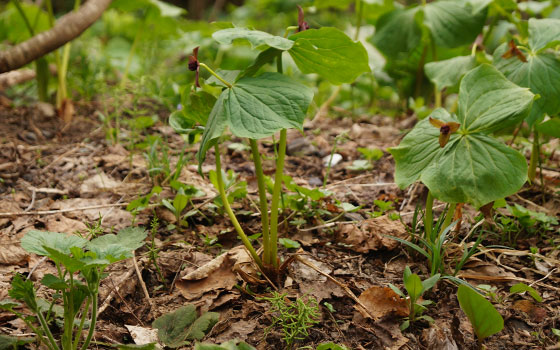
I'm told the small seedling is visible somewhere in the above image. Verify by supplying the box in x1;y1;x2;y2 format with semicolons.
457;284;504;348
259;292;320;349
389;267;440;330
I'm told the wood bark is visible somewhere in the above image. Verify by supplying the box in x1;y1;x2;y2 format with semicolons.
0;0;113;73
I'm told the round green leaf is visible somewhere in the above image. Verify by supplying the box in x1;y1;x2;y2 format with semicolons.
370;8;423;59
528;18;560;52
457;285;504;341
21;231;87;257
423;0;487;48
494;44;560;126
289;27;370;85
425;55;477;90
212;28;294;50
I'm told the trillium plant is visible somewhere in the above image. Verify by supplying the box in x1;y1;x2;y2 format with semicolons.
390;64;535;239
171;6;369;276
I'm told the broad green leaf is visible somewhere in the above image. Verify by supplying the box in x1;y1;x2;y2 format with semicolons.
41;274;68;290
404;272;423;301
87;227;147;262
21;231;87;257
153;305;218;348
239;47;281;79
509;283;543;302
536;118;560;138
0;334;34;350
289;27;370;84
422;134;528;207
196;93;228;173
528;18;560;52
423;0;487;48
390;108;453;188
212;28;294;50
421;274;441;293
170;89;217;134
43;246;87;273
457;64;534;132
425;55;476;89
494;44;560;126
206;70;240;87
457;285;503;340
370;8;423;58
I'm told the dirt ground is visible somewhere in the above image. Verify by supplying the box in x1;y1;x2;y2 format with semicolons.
1;100;559;350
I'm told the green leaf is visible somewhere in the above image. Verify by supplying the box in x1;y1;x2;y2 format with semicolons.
0;334;34;350
494;44;560;126
457;284;504;341
41;274;68;290
43;246;87;273
423;0;487;48
457;64;534;132
9;274;37;312
197;73;313;172
170;90;217;134
153;305;218;348
117;344;156;350
421;274;440;293
0;299;20;310
239;48;281;79
528;18;560;52
536;118;560;138
87;227;147;262
371;8;423;58
509;283;543;302
21;230;87;257
425;55;477;90
279;238;301;249
206;70;240;88
316;342;349;350
289;27;370;84
195;340;256;350
212;28;294;50
404;270;423;301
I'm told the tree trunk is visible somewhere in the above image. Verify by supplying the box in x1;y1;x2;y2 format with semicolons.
0;0;113;73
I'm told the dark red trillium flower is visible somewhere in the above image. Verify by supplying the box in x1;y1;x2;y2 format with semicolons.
429;117;460;148
502;40;527;63
297;5;309;32
188;46;200;88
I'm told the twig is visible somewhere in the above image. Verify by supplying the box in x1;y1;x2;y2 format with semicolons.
132;254;152;308
0;202;129;217
24;188;36;212
98;266;136;315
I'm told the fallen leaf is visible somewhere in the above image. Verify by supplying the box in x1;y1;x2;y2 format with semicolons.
58;98;74;124
336;216;408;253
178;253;238;300
125;325;160;347
356;286;408;319
513;300;547;323
422;322;459;350
0;242;28;265
213;319;258;344
80;172;121;195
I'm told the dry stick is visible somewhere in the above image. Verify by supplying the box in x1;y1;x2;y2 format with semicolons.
294;255;375;319
132;254;152;308
98;266;136;315
0;202;129;217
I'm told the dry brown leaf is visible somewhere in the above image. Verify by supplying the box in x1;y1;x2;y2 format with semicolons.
213;319;258;344
58;98;74;124
178;253;238;300
0;243;28;265
356;286;408;319
336;215;408;253
79;172;121;195
513;300;547;323
422;322;459;350
461;259;516;280
124;325;160;347
42;214;88;234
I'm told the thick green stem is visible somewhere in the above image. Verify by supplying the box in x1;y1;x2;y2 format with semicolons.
250;139;270;263
73;297;91;350
354;0;363;41
528;129;539;183
425;191;434;241
214;145;263;269
268;129;287;268
37;309;60;350
440;202;456;235
79;291;97;350
434;88;442;108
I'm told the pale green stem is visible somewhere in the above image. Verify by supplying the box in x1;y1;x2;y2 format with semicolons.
354;0;363;41
214;145;263;269
283;26;298;38
268;129;287;268
58;0;81;106
79;291;97;350
199;63;233;88
73;297;91;350
425;191;434;241
250;139;270;263
37;310;60;350
434;88;442;108
528;129;539;182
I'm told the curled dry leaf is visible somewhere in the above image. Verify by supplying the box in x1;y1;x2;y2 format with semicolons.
356;286;408;320
513;300;547;323
0;243;28;266
336;215;408;253
422;322;459;350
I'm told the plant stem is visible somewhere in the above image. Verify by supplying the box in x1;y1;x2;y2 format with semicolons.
528;129;539;182
199;63;233;88
354;0;363;41
440;202;456;234
79;291;97;350
250;139;270;263
73;297;90;350
37;309;60;350
214;145;264;269
121;9;145;88
57;0;81;107
268;129;287;268
425;191;434;241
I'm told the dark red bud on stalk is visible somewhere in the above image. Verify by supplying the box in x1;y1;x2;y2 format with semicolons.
502;40;527;63
429;117;460;148
188;47;200;88
297;5;310;32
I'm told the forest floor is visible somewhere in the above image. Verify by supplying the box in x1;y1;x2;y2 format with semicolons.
1;99;559;350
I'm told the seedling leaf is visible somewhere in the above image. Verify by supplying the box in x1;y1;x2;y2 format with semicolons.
457;284;504;341
510;283;542;302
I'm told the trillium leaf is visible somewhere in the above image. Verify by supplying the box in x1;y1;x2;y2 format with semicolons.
212;28;294;50
425;55;477;89
528;18;560;52
536;118;560;138
494;44;560;126
196;73;313;173
289;27;370;84
370;8;423;59
457;64;534;132
390;108;455;189
423;0;487;48
421;134;528;207
457;285;504;340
